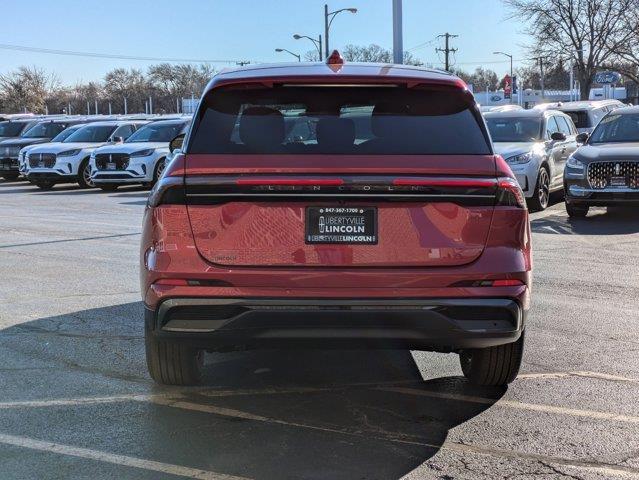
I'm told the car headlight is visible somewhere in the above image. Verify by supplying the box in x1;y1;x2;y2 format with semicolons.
566;156;585;171
57;149;82;157
130;149;155;157
505;152;533;164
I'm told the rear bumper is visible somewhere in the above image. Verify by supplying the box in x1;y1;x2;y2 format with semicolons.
147;297;525;351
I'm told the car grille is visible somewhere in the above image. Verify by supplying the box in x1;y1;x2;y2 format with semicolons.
587;161;639;189
28;153;56;168
95;153;130;171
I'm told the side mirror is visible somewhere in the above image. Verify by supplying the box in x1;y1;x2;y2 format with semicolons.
576;132;589;144
169;133;185;153
111;136;124;144
550;132;566;141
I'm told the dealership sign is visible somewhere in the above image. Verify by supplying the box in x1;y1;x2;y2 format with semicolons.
503;75;512;99
595;71;621;84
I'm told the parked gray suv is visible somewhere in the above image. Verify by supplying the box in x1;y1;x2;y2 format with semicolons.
564;106;639;217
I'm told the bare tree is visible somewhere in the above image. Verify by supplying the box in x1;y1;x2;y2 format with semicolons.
604;5;639;83
342;44;423;66
0;66;60;113
504;0;637;99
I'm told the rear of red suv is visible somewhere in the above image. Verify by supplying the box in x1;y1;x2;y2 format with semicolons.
141;60;532;386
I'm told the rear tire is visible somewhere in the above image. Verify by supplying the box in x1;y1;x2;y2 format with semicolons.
528;167;550;212
566;202;589;218
1;173;19;181
459;332;524;386
145;320;203;386
99;184;118;192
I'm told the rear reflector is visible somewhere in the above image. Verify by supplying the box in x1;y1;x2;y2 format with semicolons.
155;278;189;286
453;279;525;287
491;279;525;287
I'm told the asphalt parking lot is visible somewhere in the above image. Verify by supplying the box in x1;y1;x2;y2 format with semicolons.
0;179;638;480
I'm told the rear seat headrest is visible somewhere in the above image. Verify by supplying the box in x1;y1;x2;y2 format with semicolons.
316;118;355;151
239;106;285;151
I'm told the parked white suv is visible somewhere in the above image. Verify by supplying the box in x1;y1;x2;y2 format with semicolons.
90;118;190;191
26;121;146;190
19;124;85;177
484;109;579;210
535;100;624;134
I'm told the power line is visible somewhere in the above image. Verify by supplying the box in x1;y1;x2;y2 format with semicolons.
406;36;439;52
0;42;250;64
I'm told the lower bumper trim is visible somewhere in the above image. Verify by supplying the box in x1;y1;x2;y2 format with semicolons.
149;297;524;351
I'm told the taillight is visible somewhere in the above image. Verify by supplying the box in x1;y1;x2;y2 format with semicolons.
496;177;526;208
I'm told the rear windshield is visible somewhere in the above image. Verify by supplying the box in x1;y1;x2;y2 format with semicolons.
64;125;116;143
189;85;491;155
0;122;27;137
485;117;542;142
563;110;591;129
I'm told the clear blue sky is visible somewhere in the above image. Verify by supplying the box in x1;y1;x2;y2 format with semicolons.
1;0;530;84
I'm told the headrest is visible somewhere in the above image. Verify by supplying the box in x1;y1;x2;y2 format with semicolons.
316;118;355;151
239;106;285;151
371;102;406;138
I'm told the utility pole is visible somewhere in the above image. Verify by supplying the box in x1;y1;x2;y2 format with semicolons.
392;0;403;64
436;33;458;71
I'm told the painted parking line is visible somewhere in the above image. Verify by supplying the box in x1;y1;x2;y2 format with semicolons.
0;432;249;480
519;370;639;384
0;393;169;410
379;387;639;424
149;396;639;478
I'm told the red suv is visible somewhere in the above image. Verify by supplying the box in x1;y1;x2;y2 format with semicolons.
141;55;532;386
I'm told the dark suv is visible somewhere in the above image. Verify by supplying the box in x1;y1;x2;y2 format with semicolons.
0;118;81;179
564;106;639;217
141;55;532;387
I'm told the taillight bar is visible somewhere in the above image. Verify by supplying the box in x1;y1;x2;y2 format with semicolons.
393;178;497;188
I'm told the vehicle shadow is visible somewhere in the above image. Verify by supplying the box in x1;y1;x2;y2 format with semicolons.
0;302;505;479
531;206;639;235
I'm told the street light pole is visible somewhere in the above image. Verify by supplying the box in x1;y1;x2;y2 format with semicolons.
275;48;301;62
293;34;322;60
493;51;513;104
324;4;357;59
392;0;403;64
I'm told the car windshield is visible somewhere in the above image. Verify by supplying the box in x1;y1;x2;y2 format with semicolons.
485;117;542;142
0;122;27;137
64;125;116;143
563;110;591;129
589;113;639;143
125;122;186;143
51;126;81;142
22;122;67;138
189;85;491;155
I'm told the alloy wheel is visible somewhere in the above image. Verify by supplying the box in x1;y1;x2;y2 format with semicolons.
538;168;550;209
83;164;95;188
